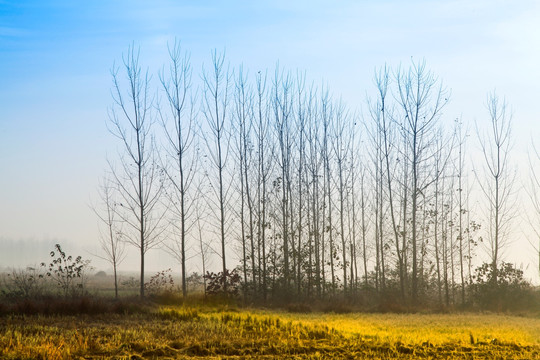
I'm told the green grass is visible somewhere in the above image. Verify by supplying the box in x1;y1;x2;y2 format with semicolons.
1;305;540;359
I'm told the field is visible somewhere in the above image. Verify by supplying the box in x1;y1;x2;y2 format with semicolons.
1;303;540;359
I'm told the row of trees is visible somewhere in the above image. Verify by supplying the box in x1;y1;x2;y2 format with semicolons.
96;43;524;307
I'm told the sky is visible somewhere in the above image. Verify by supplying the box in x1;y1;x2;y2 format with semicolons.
1;0;540;277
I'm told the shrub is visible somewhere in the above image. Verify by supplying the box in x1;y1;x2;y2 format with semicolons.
186;272;205;293
41;244;92;297
471;262;533;311
121;276;140;290
204;269;241;298
2;267;45;299
145;269;175;296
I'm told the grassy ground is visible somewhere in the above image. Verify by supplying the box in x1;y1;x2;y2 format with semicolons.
1;304;540;359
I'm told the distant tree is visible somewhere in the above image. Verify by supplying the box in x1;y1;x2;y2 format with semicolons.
93;175;126;299
194;186;212;295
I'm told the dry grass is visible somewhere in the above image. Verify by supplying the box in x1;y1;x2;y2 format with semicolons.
1;305;540;359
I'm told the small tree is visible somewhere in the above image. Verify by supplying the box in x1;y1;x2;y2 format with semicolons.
41;244;91;297
93;176;126;299
204;269;241;298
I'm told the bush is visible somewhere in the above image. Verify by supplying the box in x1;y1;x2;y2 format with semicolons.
471;262;533;311
145;269;175;296
204;269;241;298
121;276;140;290
186;272;205;293
41;244;92;297
2;267;45;299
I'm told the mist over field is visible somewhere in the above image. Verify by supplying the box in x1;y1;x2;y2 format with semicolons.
2;0;540;305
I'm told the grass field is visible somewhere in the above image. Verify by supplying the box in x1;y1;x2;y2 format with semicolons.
1;304;540;359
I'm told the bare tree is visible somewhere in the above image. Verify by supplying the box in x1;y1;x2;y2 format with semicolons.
108;46;165;298
526;142;540;278
454;118;468;305
158;40;197;298
395;60;448;303
93;175;126;299
331;100;351;293
232;65;256;299
194;177;213;296
321;88;337;294
254;70;273;300
272;68;294;293
476;91;515;285
367;66;395;295
304;84;323;296
201;50;232;291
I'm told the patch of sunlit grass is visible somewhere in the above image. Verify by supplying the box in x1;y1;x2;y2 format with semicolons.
270;312;540;346
1;306;540;358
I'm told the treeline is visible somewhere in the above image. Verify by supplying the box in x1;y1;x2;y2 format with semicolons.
98;42;531;309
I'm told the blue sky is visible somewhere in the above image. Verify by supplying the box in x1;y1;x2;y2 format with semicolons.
1;0;540;274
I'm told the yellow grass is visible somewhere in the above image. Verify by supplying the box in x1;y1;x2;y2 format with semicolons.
1;305;540;359
273;311;540;346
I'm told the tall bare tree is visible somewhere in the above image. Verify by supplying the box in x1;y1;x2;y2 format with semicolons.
476;91;515;285
109;46;164;298
158;40;197;298
272;68;294;292
321;89;336;294
454;118;467;305
395;60;448;303
306;87;323;296
254;70;273;300
232;65;256;299
526;142;540;278
368;66;396;295
332;100;351;293
201;50;232;290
